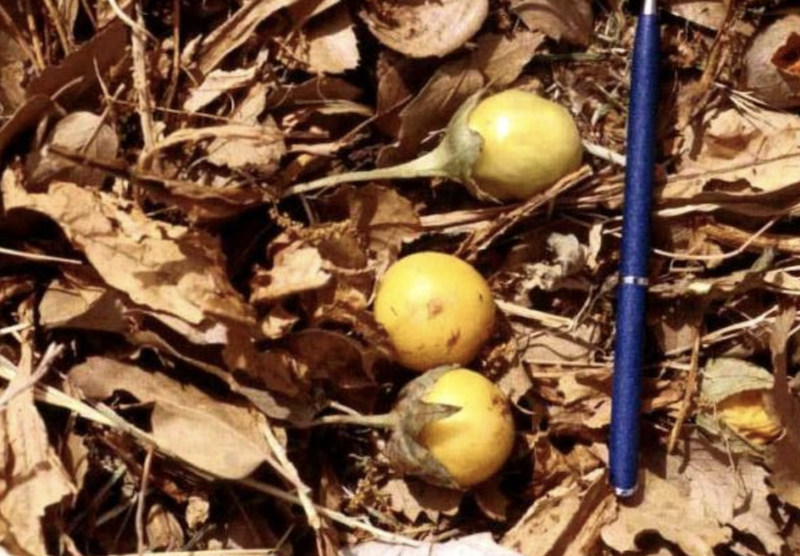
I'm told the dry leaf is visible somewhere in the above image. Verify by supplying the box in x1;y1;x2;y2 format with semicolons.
359;0;488;59
665;107;800;200
0;30;27;115
510;0;593;46
382;478;462;523
2;170;254;326
661;435;784;555
251;243;333;304
700;357;775;404
183;66;259;113
601;470;731;556
27;111;119;187
0;343;75;556
380;30;544;164
294;5;359;74
666;0;728;30
502;469;614;556
69;357;273;480
195;0;302;76
342;533;523;556
146;503;185;550
205;83;287;173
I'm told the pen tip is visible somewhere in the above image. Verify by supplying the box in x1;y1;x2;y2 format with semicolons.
642;0;657;15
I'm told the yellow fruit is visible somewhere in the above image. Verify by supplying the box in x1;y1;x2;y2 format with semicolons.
716;390;783;445
419;368;515;488
374;252;495;372
467;89;583;201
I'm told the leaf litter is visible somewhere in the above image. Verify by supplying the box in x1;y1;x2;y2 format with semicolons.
1;1;800;556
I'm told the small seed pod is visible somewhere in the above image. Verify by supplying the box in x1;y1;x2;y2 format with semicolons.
285;89;584;202
742;14;800;109
307;367;516;489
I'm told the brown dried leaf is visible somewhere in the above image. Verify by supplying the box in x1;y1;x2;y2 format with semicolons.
183;66;258;113
661;435;784;555
0;95;52;162
359;0;488;59
665;108;800;200
344;533;524;556
0;343;75;556
293;5;359;75
146;503;185;551
26;21;128;106
205;83;286;173
251;243;333;304
666;0;728;30
381;30;544;163
195;0;303;76
502;469;614;556
2;170;254;326
600;470;731;556
69;357;273;479
382;477;462;523
27;112;119;187
0;30;27;114
510;0;593;46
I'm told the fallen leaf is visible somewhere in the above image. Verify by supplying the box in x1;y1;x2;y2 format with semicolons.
195;0;302;76
382;478;462;523
380;30;545;164
359;0;488;59
0;30;27;115
183;66;258;113
0;341;75;556
251;243;333;304
666;0;728;30
665;108;800;200
502;469;614;556
294;5;359;74
342;533;523;556
662;435;784;555
601;470;731;556
2;170;254;326
146;503;184;550
700;357;774;404
69;356;274;480
27;111;119;187
510;0;593;46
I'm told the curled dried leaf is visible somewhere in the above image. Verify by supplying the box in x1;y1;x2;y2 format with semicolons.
359;0;488;58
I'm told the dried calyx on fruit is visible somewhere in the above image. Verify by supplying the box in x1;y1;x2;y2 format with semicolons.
374;252;495;372
285;89;583;202
306;367;515;489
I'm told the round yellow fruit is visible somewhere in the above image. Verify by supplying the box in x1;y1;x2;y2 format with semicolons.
716;390;783;445
374;252;495;372
419;368;515;488
468;89;583;201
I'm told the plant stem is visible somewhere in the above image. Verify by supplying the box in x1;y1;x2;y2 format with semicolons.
302;412;398;429
282;144;452;198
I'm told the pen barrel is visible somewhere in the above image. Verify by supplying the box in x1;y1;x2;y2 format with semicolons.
610;12;660;495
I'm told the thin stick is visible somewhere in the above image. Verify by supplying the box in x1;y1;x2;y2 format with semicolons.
0;323;33;337
107;0;156;42
668;329;701;452
0;245;84;265
261;421;321;530
163;0;181;110
0;343;63;409
22;0;46;69
495;299;572;329
0;3;43;70
296;413;397;429
132;0;156;160
42;0;73;54
136;445;155;556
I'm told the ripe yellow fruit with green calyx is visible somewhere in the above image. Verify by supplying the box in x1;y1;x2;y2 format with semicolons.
306;366;516;489
417;368;515;488
374;252;495;372
285;89;583;202
716;390;783;445
467;89;583;201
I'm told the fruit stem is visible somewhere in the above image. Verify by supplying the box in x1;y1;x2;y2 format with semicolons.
282;143;452;198
302;412;398;429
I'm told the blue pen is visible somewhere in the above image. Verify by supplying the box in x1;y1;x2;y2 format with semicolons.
610;0;660;497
